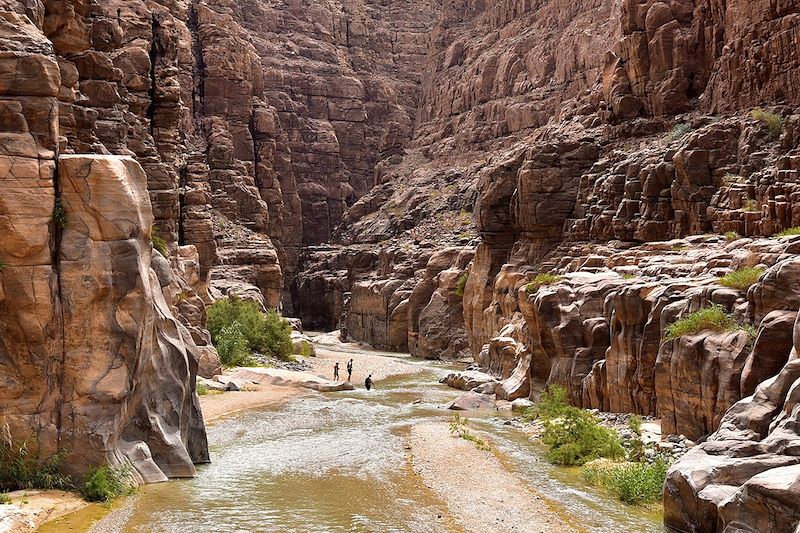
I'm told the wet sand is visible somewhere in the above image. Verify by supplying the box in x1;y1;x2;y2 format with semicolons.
410;422;577;533
199;382;306;422
0;490;86;533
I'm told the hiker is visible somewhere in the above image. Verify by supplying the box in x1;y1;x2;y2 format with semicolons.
365;374;373;391
333;362;340;381
346;359;353;381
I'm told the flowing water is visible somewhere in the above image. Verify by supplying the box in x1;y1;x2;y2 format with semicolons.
46;348;665;532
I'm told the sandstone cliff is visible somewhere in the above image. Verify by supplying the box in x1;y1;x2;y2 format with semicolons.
2;0;800;528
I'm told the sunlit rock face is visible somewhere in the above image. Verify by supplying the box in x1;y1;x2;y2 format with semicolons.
1;154;208;482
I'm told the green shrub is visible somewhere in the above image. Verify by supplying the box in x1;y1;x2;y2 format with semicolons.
52;198;68;229
527;386;624;466
260;310;294;359
719;267;764;291
627;415;643;436
151;226;168;256
664;305;736;341
621;273;638;280
524;384;571;421
724;231;740;241
82;464;131;503
541;408;625;466
0;493;10;504
215;323;254;367
0;426;72;493
582;459;668;505
196;382;209;396
455;271;469;298
207;295;293;361
525;273;563;294
775;227;800;238
667;123;691;141
751;108;784;139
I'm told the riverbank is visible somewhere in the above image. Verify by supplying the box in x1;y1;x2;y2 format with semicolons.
0;490;86;533
410;422;577;532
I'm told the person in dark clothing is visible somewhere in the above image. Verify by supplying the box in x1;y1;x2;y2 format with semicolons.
346;359;353;381
364;374;373;390
333;362;340;381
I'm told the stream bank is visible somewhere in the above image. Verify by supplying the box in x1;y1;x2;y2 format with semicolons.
39;339;664;532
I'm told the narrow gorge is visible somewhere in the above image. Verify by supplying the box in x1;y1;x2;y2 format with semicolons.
1;0;799;532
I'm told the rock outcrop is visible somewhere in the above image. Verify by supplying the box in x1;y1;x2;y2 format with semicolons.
1;154;207;482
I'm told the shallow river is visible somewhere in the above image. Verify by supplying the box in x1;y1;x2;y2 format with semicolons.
47;349;664;532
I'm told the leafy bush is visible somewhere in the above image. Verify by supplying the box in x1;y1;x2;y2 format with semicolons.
82;464;131;502
775;227;800;238
751;108;784;139
525;273;563;295
627;415;643;436
664;305;736;341
524;385;571;421
0;493;10;504
621;273;637;280
582;459;668;505
541;409;625;466
724;231;740;241
667;123;691;141
207;295;293;362
455;271;469;298
151;226;168;256
215;323;254;367
0;425;72;492
719;267;764;290
527;386;624;466
52;198;68;229
196;382;209;396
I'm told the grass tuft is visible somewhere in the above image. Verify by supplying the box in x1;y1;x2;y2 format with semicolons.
0;493;10;505
719;267;764;291
449;415;492;452
52;198;68;230
455;271;469;298
667;123;692;142
774;227;800;238
751;108;784;139
151;226;168;256
723;231;740;241
582;459;668;505
525;273;563;295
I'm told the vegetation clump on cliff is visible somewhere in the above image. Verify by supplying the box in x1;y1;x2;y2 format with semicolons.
151;226;168;256
719;267;764;290
455;271;469;298
775;226;800;238
207;295;293;365
751;108;784;139
664;305;736;341
524;273;563;295
528;386;624;466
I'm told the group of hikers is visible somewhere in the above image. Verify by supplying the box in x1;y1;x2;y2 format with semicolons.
333;358;373;390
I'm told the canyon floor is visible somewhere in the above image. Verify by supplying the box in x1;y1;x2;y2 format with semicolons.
30;337;661;533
